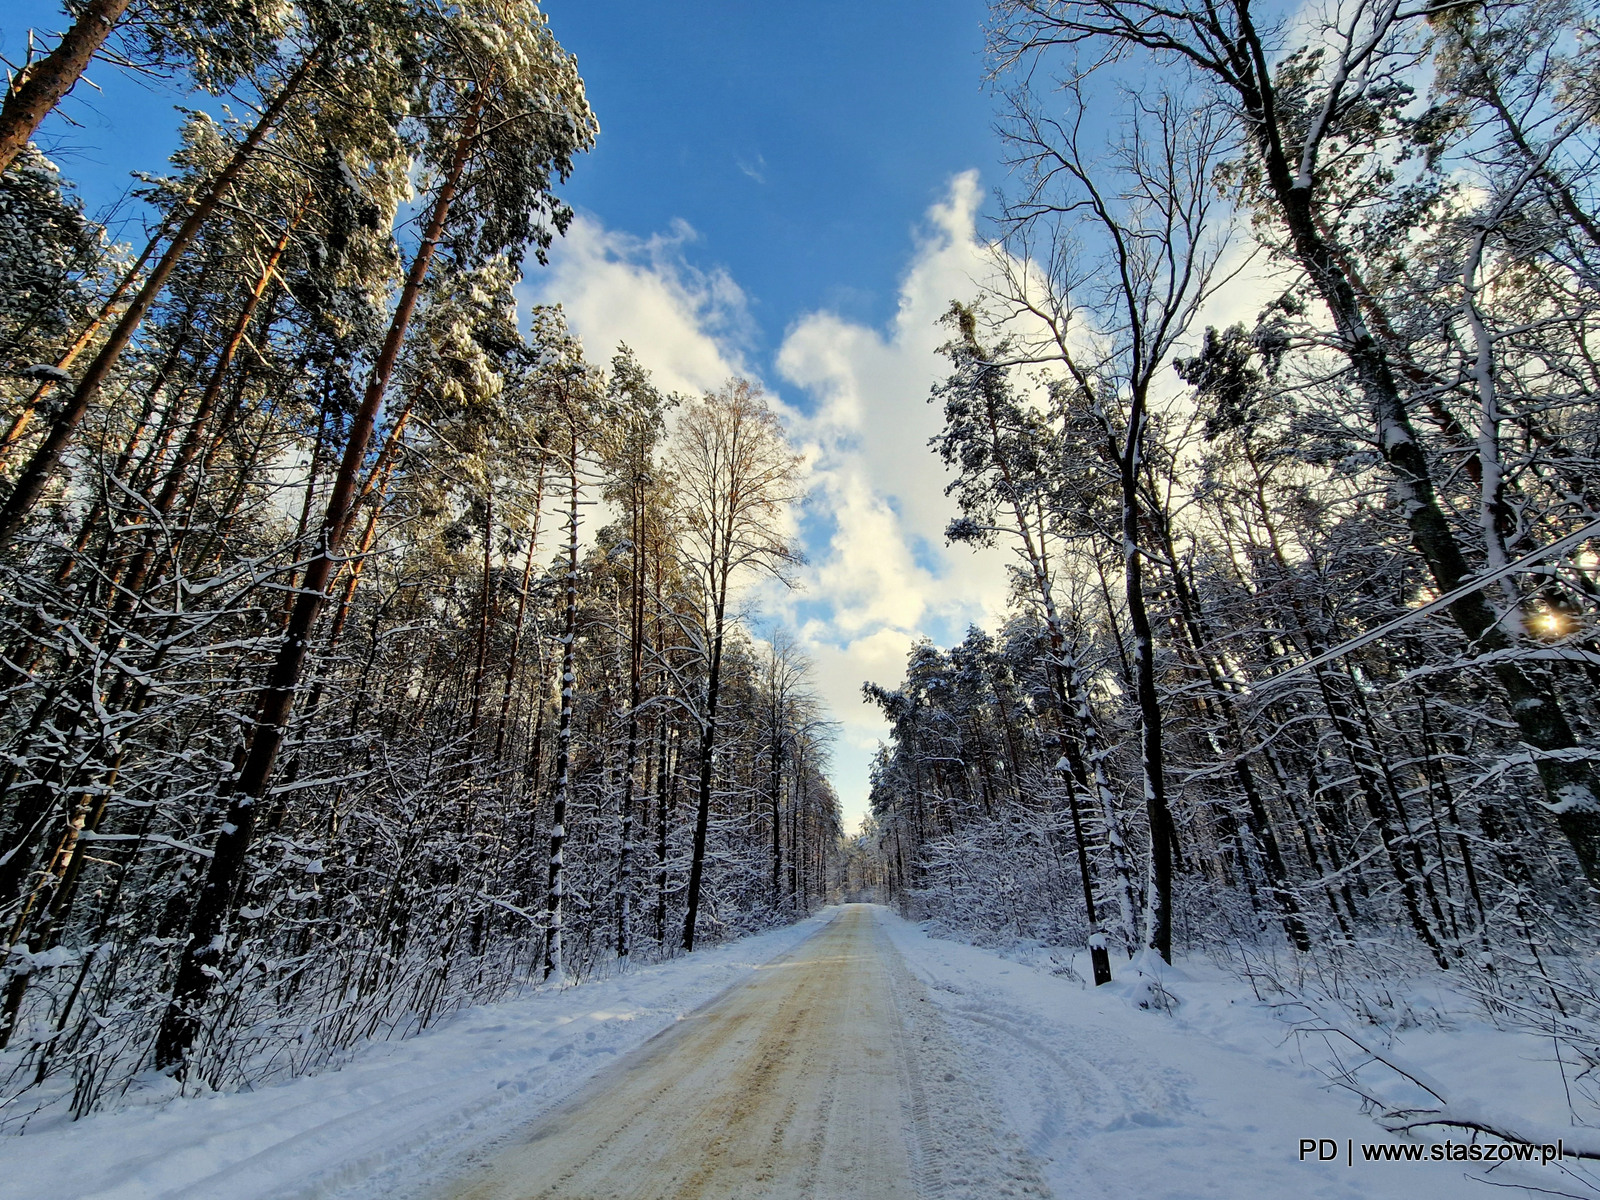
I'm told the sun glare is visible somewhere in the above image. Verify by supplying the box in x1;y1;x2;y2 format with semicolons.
1535;611;1570;638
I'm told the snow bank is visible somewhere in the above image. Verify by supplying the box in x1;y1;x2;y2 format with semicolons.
0;912;835;1200
879;911;1600;1200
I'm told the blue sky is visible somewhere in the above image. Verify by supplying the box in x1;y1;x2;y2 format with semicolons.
527;3;1019;833
546;1;1000;339
5;1;1020;829
7;1;1000;348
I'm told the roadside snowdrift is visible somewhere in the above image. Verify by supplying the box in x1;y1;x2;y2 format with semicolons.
882;911;1600;1200
0;913;834;1200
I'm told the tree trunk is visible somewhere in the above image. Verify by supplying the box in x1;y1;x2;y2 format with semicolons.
543;427;580;982
1118;404;1174;962
468;489;496;736
615;477;645;962
0;0;136;176
150;94;477;1074
769;691;784;908
1155;518;1310;951
116;207;304;614
656;718;674;947
0;217;169;470
0;53;317;551
495;464;546;762
681;593;727;952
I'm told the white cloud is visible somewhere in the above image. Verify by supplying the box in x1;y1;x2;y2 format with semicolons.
524;178;1013;834
769;172;1013;831
520;216;753;396
782;172;995;543
736;153;767;184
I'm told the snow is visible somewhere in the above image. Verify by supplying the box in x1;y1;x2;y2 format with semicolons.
3;944;84;972
878;912;1600;1199
1547;782;1600;815
0;913;834;1200
7;907;1596;1199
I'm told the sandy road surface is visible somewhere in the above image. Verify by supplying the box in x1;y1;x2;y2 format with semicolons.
439;904;1008;1200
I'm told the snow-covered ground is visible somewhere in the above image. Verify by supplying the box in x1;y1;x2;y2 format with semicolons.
882;911;1600;1199
0;913;836;1200
6;905;1597;1199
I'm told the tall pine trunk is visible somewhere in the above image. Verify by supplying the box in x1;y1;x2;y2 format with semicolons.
615;477;645;962
0;217;169;469
151;95;478;1073
0;0;136;175
0;53;318;552
543;427;580;982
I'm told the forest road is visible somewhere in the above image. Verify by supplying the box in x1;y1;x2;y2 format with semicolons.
437;903;1031;1200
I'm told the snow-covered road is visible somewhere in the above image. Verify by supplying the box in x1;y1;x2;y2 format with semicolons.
441;903;1044;1199
7;904;1590;1199
442;903;921;1198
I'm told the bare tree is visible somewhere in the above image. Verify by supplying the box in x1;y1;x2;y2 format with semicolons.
979;81;1237;961
991;0;1600;890
670;380;803;951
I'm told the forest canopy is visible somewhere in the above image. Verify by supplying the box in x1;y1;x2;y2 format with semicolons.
865;0;1600;1009
0;0;840;1119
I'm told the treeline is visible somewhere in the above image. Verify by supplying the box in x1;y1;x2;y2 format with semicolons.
0;0;839;1122
867;0;1600;996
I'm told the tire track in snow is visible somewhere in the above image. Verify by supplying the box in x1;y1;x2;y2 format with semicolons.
880;915;1053;1200
435;905;1049;1200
